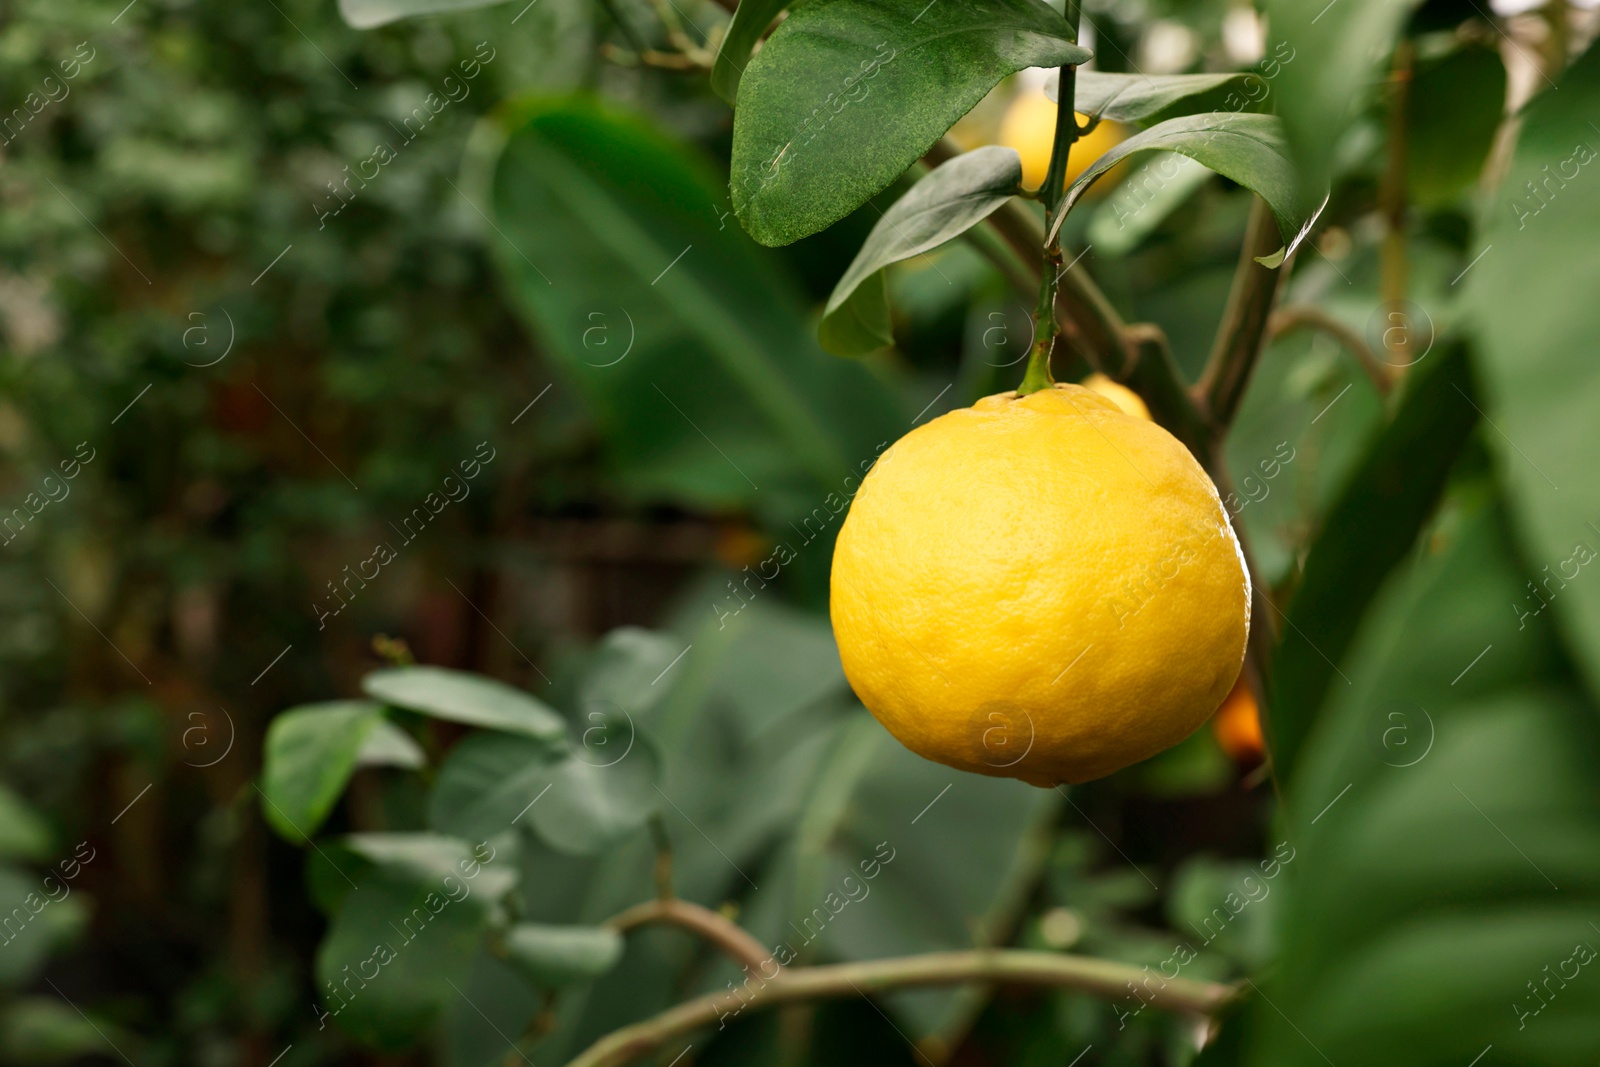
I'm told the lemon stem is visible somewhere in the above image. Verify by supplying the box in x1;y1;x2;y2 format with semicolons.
1018;0;1082;396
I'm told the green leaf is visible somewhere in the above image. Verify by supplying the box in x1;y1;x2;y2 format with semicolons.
336;0;511;29
1085;151;1214;256
1467;43;1600;702
429;733;565;841
1046;112;1324;266
1246;504;1600;1067
484;97;907;519
259;700;385;843
1268;343;1477;781
0;786;53;862
579;626;685;718
1261;0;1423;194
818;270;894;357
821;146;1021;352
362;666;566;742
338;833;517;901
711;0;790;104
729;0;1091;246
1406;42;1507;209
0;998;132;1064
356;719;427;770
523;745;662;856
1053;70;1268;125
501;923;624;987
315;861;502;1049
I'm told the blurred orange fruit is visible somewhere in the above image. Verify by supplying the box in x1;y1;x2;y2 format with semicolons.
1211;676;1264;762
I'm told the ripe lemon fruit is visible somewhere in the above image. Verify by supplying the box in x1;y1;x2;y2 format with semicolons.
830;384;1250;786
999;92;1126;192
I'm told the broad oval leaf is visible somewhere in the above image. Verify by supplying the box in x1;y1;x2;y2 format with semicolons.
260;700;385;843
356;719;427;770
524;744;662;855
363;666;566;742
336;0;511;28
1262;0;1422;194
482;97;907;519
821;146;1022;351
1245;504;1600;1067
1467;44;1600;702
429;733;566;841
711;0;791;104
501;923;624;987
1045;111;1324;268
729;0;1090;247
1050;70;1267;125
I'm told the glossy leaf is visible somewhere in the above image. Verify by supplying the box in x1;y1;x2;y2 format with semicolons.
259;701;385;843
501;923;624;987
1045;111;1323;267
485;98;907;519
1247;504;1600;1067
1051;70;1267;124
1467;44;1600;701
729;0;1090;246
336;0;511;28
363;666;566;742
821;146;1021;351
711;0;790;104
1261;0;1421;193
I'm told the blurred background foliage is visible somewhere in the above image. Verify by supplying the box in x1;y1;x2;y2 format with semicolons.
0;0;1598;1064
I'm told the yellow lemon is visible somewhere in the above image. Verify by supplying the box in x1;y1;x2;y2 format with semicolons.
1082;373;1151;421
999;93;1127;193
830;384;1250;786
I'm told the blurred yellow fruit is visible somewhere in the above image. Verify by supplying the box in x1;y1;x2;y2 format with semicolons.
1082;373;1151;421
1211;676;1265;762
999;92;1127;193
830;384;1251;786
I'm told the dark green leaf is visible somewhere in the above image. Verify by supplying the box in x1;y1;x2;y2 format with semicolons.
821;146;1021;351
1247;504;1600;1067
356;719;427;770
729;0;1090;246
524;744;662;855
818;270;894;357
485;98;907;518
259;700;385;843
429;733;565;841
1268;343;1477;780
711;0;791;104
1054;71;1268;125
1261;0;1423;193
336;0;511;29
1406;43;1507;208
1046;112;1323;267
1467;43;1600;701
501;923;624;987
363;666;566;742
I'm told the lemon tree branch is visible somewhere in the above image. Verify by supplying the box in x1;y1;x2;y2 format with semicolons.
1269;304;1392;395
564;949;1236;1067
1195;197;1289;430
606;898;778;978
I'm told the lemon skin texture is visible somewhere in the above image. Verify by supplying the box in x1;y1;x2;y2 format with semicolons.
830;385;1250;786
999;94;1126;192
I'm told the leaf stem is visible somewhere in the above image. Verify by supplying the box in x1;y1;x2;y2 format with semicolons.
564;948;1234;1067
1019;1;1084;395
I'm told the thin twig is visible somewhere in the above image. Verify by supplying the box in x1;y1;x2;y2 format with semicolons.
564;949;1235;1067
1268;305;1391;395
606;898;775;978
1195;197;1289;431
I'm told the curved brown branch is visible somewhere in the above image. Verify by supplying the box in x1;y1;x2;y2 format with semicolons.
607;898;775;978
1196;197;1290;431
565;949;1235;1067
1269;305;1392;396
